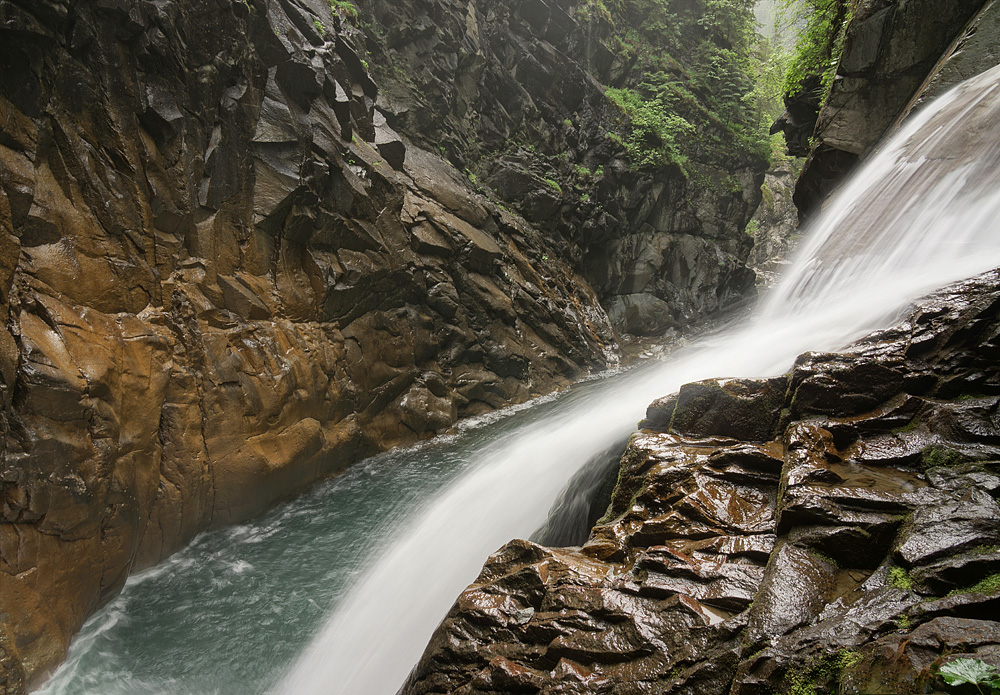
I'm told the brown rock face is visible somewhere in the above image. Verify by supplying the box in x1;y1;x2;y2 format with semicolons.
0;0;625;687
403;269;1000;695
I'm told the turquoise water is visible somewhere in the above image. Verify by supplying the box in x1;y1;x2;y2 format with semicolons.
36;384;590;695
37;64;1000;695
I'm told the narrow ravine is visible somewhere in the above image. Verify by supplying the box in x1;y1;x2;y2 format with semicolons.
36;64;1000;695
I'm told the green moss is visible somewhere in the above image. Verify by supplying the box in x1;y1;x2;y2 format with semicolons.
809;549;839;568
328;0;357;18
948;573;1000;597
543;178;563;194
760;182;774;209
921;445;965;469
837;650;863;669
785;649;862;695
889;566;915;591
893;417;922;434
956;392;990;401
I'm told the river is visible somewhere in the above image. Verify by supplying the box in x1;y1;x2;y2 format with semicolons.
37;63;1000;695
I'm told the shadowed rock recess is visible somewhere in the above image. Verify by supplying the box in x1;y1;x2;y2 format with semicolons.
0;0;772;687
404;269;1000;695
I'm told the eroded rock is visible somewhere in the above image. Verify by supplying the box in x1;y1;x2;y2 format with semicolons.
0;0;625;686
406;269;1000;695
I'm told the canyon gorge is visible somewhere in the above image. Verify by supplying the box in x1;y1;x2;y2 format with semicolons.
0;0;999;693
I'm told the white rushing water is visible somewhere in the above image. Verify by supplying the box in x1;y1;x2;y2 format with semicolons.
275;64;1000;695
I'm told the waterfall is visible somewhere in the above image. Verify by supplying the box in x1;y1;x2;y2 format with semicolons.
273;64;1000;695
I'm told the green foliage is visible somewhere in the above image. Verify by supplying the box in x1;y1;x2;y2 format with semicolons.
938;658;1000;694
888;566;914;591
780;0;851;99
836;650;863;671
313;19;326;36
543;178;563;193
328;0;357;19
606;87;694;171
744;218;760;236
598;0;772;170
948;573;1000;597
576;0;612;23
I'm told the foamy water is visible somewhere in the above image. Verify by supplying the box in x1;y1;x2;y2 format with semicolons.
37;64;1000;695
274;64;1000;695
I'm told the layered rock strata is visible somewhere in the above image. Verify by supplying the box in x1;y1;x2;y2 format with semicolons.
0;0;630;686
404;269;1000;695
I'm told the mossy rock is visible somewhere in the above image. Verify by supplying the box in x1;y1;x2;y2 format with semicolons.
666;375;789;442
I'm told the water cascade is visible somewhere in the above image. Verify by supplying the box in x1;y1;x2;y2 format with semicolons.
37;65;1000;695
274;64;1000;695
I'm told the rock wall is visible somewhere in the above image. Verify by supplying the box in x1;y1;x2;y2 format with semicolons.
792;0;991;217
0;0;772;687
358;0;765;336
403;268;1000;695
0;0;633;686
908;0;1000;110
747;162;801;286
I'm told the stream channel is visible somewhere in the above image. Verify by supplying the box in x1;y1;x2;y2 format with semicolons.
36;62;1000;695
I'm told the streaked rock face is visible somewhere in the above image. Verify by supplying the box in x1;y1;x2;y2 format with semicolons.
359;0;764;337
793;0;992;218
0;0;793;688
0;0;626;686
403;270;1000;695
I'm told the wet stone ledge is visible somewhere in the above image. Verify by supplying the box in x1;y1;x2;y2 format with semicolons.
402;269;1000;695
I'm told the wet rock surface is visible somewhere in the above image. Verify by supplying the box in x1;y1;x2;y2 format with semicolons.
0;0;637;687
360;0;764;336
0;0;782;685
747;163;801;286
404;269;1000;695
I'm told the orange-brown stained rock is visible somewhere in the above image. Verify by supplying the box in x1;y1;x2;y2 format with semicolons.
0;1;623;687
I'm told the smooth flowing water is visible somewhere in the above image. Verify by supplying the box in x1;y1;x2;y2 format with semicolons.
38;64;1000;695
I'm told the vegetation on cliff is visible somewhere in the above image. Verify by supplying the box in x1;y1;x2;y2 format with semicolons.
600;0;773;170
780;0;851;100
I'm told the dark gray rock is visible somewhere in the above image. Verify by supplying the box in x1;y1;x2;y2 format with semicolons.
792;0;991;219
405;270;1000;695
